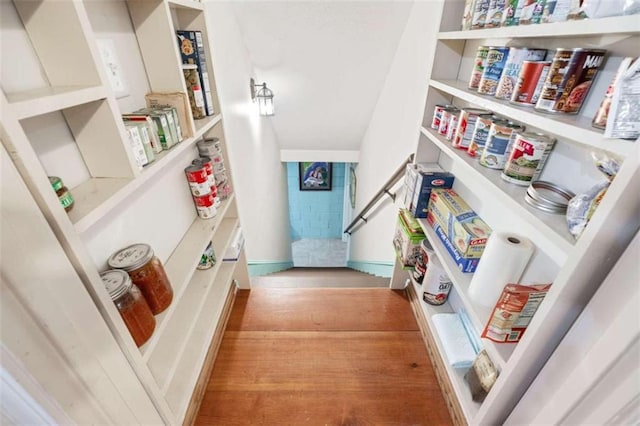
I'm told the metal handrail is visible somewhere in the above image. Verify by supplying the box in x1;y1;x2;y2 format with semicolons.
344;153;414;235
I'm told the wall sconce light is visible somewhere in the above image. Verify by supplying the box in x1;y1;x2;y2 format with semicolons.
250;78;274;116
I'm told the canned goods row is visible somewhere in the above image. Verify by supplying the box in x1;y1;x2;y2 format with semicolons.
462;0;574;30
469;46;606;115
431;105;556;186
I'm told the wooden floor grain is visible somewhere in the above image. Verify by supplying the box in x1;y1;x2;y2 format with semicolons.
195;288;452;426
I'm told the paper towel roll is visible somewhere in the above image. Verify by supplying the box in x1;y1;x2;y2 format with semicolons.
468;232;535;309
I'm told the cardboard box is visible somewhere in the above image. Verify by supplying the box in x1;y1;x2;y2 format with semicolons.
176;30;215;116
393;209;425;269
427;189;491;258
410;169;455;218
429;219;479;273
145;92;193;138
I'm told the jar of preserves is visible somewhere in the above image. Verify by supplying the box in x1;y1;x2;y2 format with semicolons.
49;176;74;212
108;243;173;315
100;270;155;347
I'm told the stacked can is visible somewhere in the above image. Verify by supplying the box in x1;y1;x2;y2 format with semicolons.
479;120;525;169
197;137;232;200
193;156;221;209
185;162;217;219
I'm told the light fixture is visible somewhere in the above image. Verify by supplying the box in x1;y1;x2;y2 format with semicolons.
250;78;274;116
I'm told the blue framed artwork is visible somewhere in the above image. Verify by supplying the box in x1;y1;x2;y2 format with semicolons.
299;162;332;191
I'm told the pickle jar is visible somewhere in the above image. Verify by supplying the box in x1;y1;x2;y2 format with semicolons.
108;243;174;315
100;270;156;347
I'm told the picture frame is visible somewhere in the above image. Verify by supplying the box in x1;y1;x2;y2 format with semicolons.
299;162;332;191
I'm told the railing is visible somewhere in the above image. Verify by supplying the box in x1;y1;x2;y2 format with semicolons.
344;153;414;235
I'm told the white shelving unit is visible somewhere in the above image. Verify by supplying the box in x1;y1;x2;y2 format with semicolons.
0;0;250;424
392;2;640;425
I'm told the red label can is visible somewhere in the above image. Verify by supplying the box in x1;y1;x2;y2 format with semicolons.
185;164;210;196
453;108;491;149
193;192;217;219
511;60;551;106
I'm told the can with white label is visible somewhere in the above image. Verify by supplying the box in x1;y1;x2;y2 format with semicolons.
479;120;525;169
422;254;452;306
502;132;556;185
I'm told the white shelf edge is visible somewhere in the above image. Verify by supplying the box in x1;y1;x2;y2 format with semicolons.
421;126;574;258
165;262;237;421
407;276;480;422
438;15;640;40
7;86;108;120
73;114;222;233
417;219;515;369
140;196;235;359
429;79;635;157
167;0;204;11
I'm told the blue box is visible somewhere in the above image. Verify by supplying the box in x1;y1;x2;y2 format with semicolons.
410;171;455;218
430;219;479;273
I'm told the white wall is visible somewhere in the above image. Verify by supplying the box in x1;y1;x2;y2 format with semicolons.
349;1;443;263
205;2;292;263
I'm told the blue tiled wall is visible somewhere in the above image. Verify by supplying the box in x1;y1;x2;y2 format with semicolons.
287;162;345;240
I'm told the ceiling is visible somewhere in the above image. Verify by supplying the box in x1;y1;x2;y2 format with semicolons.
231;1;413;152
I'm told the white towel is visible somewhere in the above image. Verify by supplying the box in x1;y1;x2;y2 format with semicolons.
432;313;478;369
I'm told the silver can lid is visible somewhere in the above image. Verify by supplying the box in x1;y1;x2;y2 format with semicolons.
107;243;154;272
100;269;132;300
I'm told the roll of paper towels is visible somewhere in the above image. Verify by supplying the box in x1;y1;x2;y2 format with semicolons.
468;233;535;309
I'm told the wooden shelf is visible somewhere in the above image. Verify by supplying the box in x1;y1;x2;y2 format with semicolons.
73;114;222;233
140;196;236;359
429;79;635;157
438;15;640;40
164;261;236;420
408;275;480;421
421;126;574;260
416;221;516;369
6;86;108;120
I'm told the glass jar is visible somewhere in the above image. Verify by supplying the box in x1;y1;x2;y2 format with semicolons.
49;176;74;212
108;243;173;315
100;270;156;347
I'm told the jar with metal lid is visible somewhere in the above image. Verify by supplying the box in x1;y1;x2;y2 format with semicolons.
49;176;74;212
100;270;156;347
108;243;173;315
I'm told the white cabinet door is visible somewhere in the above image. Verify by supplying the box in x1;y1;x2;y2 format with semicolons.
0;145;162;425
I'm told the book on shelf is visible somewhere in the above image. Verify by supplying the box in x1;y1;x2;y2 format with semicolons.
176;30;215;116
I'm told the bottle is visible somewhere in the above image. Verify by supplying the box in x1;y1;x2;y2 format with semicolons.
100;270;155;347
49;176;74;212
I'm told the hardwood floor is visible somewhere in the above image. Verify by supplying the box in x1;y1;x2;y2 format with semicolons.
194;288;452;426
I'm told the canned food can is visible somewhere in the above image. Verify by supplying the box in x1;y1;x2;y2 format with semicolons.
453;108;492;149
469;46;490;90
461;0;475;30
196;137;221;157
479;121;525;169
485;0;507;27
511;60;551;106
438;107;460;136
467;114;503;157
431;104;454;130
193;157;214;187
446;114;459;141
193;193;217;219
422;254;452;306
535;48;606;114
210;153;224;164
502;0;521;26
541;0;572;23
197;242;217;270
495;48;547;100
471;0;491;29
185;164;211;196
478;47;511;96
502;132;556;185
519;0;546;24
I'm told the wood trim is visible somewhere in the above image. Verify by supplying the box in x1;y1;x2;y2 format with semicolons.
406;285;467;426
182;282;238;426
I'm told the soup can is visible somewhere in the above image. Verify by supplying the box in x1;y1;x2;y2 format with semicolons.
467;115;506;157
485;0;507;27
193;157;214;188
196;137;221;157
535;48;606;114
193;192;217;219
412;239;435;284
479;120;525;169
422;254;452;306
511;60;552;106
446;113;459;141
438;107;460;136
495;48;547;100
469;46;490;90
502;132;556;185
471;0;491;29
431;104;454;130
185;164;210;196
478;47;511;96
453;108;492;149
